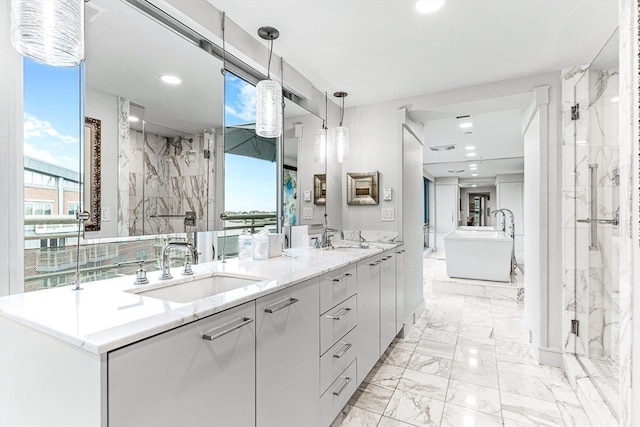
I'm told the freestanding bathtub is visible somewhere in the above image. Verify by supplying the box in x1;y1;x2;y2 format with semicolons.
443;230;513;282
457;226;497;231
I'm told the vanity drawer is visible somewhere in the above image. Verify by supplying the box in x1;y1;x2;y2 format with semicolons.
320;360;357;427
320;326;357;394
320;294;357;355
320;265;357;314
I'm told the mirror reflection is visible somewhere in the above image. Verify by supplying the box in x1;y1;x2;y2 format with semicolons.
84;0;223;237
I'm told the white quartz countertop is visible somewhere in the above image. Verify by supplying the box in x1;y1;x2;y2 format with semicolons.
0;242;400;354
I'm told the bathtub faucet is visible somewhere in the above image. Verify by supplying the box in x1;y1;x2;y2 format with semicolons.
499;208;515;238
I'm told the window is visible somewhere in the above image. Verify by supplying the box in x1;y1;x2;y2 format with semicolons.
24;201;53;216
67;202;80;215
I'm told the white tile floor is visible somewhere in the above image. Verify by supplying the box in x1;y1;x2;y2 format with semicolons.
331;257;594;427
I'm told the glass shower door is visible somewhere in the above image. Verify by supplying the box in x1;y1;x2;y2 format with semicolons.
570;28;620;419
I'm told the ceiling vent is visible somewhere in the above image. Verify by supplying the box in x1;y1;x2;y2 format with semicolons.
448;169;464;174
429;144;456;151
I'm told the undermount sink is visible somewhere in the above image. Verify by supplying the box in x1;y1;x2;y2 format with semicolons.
128;273;265;303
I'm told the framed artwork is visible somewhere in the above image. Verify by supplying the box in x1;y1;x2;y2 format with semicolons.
283;165;297;226
314;174;326;205
347;171;379;205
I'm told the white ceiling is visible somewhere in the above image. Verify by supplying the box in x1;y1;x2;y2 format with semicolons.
207;0;619;179
86;0;619;178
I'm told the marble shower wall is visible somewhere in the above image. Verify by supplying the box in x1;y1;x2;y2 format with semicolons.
117;100;216;236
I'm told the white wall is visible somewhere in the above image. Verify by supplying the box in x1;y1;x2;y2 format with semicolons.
0;1;25;296
434;177;458;251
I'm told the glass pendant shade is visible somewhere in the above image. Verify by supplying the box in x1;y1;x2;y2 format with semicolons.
314;128;327;164
255;79;282;138
10;0;84;67
334;126;349;163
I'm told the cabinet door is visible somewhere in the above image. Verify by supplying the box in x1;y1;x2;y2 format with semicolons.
256;278;320;427
356;255;380;384
108;301;256;427
380;250;397;352
395;247;406;334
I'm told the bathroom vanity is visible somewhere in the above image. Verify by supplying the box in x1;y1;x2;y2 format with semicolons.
0;243;405;427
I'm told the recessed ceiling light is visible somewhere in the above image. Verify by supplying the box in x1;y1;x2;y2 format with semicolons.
467;152;476;157
429;144;456;151
160;74;181;85
576;140;587;145
465;145;475;151
469;164;477;168
128;116;139;122
611;96;620;103
415;0;446;13
470;166;477;170
472;173;478;177
459;122;473;129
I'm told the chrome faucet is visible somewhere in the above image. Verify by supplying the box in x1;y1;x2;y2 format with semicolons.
316;227;344;249
500;208;515;238
160;241;199;280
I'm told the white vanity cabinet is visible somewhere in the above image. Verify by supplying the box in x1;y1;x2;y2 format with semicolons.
356;254;381;383
380;249;397;351
108;301;256;427
256;277;320;427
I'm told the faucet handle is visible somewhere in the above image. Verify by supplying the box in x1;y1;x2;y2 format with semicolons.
134;261;150;285
182;254;194;275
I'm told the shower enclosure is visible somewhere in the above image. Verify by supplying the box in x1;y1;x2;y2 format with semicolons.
564;28;620;422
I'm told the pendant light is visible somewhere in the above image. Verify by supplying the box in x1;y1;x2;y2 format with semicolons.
256;26;282;138
333;91;349;163
10;0;84;67
314;92;328;164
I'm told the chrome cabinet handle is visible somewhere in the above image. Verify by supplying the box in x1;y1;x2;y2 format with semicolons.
369;260;380;266
202;317;253;341
333;342;352;358
332;273;352;283
332;376;352;396
396;249;406;254
325;307;351;320
264;297;299;314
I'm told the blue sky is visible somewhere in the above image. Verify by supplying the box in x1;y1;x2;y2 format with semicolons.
24;62;276;213
23;58;81;172
224;73;276;213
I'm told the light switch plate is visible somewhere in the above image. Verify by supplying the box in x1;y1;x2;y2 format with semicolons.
302;207;313;220
303;190;311;202
381;207;395;222
383;187;392;201
101;207;111;221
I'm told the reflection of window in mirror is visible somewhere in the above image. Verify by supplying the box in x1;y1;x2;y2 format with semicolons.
22;57;82;291
223;72;277;244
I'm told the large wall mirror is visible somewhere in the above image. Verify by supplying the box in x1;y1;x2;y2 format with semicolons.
84;0;224;237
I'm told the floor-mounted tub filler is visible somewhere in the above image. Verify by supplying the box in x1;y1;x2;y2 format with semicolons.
443;230;513;282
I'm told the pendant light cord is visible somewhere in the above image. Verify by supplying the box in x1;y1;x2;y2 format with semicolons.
267;39;274;79
339;97;344;127
221;12;227;75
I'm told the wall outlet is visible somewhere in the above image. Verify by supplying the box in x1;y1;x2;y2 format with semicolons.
302;207;313;220
381;207;395;222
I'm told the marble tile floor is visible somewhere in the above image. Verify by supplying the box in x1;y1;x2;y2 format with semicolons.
331;260;596;427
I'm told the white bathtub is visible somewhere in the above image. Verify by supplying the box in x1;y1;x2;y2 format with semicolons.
443;230;512;282
457;226;497;231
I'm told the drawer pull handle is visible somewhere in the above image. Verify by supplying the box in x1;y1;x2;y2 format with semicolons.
369;261;380;266
332;273;352;283
264;297;299;314
396;249;406;254
202;317;253;341
325;307;351;320
333;376;352;396
333;342;352;359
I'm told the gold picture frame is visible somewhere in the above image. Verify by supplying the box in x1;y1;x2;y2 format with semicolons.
347;171;379;205
313;174;326;205
84;117;102;231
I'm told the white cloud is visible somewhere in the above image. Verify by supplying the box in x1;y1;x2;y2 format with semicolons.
24;113;78;145
24;143;78;171
225;79;256;123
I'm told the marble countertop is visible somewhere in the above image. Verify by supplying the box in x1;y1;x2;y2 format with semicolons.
0;241;400;355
